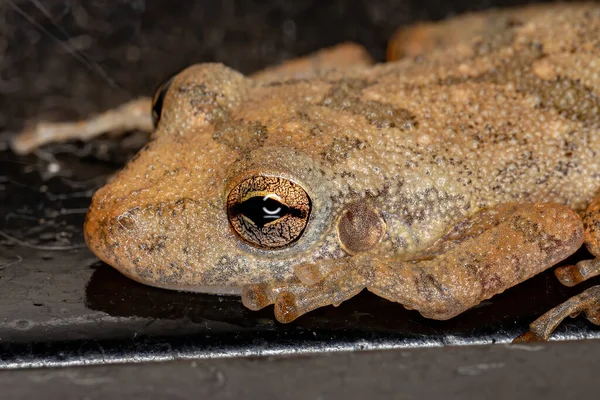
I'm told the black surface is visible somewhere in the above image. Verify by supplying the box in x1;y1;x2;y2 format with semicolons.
3;341;600;399
1;0;600;370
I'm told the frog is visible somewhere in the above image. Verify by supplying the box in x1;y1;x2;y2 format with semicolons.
12;2;600;341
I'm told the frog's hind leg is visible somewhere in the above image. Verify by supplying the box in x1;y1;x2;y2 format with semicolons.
12;44;373;155
11;97;153;155
515;196;600;342
250;42;373;82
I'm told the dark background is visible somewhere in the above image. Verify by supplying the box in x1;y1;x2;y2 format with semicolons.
0;0;599;373
2;0;592;134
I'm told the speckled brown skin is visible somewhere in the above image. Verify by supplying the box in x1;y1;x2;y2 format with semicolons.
386;3;574;60
80;3;600;336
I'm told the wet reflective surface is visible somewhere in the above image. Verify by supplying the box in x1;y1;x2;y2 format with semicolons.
1;0;599;369
5;340;600;400
1;142;598;367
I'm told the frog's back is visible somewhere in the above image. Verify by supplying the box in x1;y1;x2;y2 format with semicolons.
235;3;600;211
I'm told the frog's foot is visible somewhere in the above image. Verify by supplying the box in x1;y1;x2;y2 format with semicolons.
513;285;600;343
242;258;370;323
515;194;600;341
11;97;153;155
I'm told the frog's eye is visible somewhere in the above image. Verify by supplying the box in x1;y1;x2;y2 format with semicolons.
227;176;311;249
151;75;175;127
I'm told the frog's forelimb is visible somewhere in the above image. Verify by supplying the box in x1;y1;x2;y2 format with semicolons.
243;203;584;324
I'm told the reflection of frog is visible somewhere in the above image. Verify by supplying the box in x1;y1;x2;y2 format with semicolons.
14;3;600;341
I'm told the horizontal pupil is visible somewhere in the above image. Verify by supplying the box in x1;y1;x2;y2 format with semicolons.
238;196;289;227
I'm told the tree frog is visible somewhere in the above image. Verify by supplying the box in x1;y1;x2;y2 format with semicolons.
13;3;600;341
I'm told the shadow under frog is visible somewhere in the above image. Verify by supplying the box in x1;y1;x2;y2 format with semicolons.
85;249;599;343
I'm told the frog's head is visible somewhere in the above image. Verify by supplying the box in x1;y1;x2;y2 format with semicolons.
84;63;407;294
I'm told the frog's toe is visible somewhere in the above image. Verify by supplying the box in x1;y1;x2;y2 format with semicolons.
555;259;600;287
240;277;306;311
274;292;301;323
272;284;364;323
241;283;274;311
241;283;323;323
511;330;547;343
273;270;367;323
241;260;368;323
516;285;600;341
241;279;308;319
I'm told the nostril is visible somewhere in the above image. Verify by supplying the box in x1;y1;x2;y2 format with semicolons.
116;213;136;230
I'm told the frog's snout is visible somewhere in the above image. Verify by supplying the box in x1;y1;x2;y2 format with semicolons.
83;193;129;276
84;187;244;292
83;190;178;287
